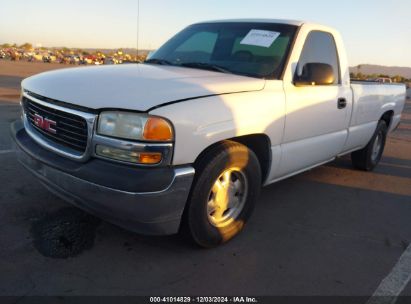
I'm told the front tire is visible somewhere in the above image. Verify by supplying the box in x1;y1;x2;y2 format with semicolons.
351;120;388;171
184;141;261;248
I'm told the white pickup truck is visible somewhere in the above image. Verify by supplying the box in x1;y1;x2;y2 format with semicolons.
12;19;405;247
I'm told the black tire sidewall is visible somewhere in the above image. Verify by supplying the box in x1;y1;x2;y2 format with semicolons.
187;143;261;248
366;121;388;169
351;120;388;171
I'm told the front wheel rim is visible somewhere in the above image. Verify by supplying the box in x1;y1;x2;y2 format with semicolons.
207;168;248;228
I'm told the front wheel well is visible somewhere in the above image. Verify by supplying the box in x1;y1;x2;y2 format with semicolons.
193;134;271;184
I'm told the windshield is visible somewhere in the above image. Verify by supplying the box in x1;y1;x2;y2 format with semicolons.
146;22;298;79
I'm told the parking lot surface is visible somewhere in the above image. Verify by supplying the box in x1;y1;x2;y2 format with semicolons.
0;69;410;298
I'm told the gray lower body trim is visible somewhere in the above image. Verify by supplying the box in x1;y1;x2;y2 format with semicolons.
12;121;195;236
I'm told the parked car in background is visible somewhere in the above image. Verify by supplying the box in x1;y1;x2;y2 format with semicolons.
69;55;80;64
12;19;406;247
104;57;122;65
42;55;52;63
10;51;21;61
406;85;411;99
375;77;393;83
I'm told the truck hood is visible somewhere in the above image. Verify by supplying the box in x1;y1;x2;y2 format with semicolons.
22;64;265;111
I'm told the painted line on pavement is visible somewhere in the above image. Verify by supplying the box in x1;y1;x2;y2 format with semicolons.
301;166;411;196
367;243;411;304
0;149;14;155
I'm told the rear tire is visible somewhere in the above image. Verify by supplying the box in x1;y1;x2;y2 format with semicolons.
351;120;387;171
184;141;261;248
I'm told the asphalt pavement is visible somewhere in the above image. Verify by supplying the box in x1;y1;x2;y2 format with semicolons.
0;75;410;299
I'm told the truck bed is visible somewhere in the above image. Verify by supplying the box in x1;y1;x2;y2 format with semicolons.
350;81;405;132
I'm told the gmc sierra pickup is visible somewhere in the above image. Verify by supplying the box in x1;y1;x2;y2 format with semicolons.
12;19;406;247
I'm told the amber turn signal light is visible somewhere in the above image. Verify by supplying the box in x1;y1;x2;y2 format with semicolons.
143;117;173;141
139;152;162;164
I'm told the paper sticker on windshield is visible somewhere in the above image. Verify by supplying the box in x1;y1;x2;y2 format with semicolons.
240;30;281;48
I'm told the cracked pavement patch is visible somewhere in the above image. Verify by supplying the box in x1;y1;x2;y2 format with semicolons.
30;208;101;259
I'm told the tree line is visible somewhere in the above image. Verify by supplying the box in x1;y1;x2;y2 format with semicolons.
350;72;410;84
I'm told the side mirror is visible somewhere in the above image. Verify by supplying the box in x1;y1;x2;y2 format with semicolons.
294;63;335;86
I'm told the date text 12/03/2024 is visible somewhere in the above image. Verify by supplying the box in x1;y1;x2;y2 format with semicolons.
149;296;258;303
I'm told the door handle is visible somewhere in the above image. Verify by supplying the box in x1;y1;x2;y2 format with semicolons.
338;98;347;109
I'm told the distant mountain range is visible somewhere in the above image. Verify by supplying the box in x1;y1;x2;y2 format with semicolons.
350;64;411;78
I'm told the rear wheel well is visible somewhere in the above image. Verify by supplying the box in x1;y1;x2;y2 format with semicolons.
193;134;271;184
380;111;394;128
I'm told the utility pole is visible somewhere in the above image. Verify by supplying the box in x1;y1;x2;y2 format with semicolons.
137;0;140;59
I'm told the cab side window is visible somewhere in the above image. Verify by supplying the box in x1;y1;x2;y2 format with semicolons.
296;31;340;84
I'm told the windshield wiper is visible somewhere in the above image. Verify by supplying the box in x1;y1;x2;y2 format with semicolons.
180;62;232;74
144;58;173;65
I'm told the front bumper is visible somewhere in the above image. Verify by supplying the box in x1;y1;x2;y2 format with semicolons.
11;120;195;235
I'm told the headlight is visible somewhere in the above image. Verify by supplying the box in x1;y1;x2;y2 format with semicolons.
97;111;173;142
96;111;173;165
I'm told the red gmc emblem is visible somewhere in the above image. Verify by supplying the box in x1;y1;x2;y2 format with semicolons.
33;113;57;134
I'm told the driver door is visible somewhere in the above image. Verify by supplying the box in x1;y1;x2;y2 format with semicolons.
277;30;351;177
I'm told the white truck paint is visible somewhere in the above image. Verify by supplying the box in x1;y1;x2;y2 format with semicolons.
15;19;406;246
149;22;405;184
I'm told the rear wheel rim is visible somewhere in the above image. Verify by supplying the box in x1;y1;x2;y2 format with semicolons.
207;168;248;228
371;132;383;162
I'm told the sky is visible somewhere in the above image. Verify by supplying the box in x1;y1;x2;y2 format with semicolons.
0;0;410;67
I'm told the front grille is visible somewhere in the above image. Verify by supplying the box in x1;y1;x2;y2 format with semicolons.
23;97;88;153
